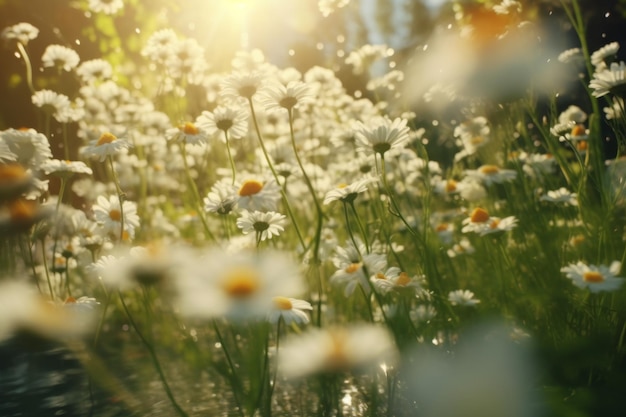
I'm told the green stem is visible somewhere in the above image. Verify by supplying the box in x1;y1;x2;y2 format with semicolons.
16;42;35;94
179;144;217;242
108;156;126;242
224;130;237;185
119;292;189;417
212;320;246;417
247;98;306;251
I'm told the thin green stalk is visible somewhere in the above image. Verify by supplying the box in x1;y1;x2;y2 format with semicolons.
179;144;217;242
224;130;237;185
108;156;126;242
212;320;246;417
247;98;306;250
119;292;189;417
40;238;54;299
348;201;370;253
16;42;35;94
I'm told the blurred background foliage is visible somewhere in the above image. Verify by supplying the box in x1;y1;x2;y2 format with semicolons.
1;0;626;134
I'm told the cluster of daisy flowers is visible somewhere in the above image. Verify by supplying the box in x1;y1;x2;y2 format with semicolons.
1;0;626;414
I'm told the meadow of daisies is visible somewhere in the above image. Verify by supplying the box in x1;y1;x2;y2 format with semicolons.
1;0;626;416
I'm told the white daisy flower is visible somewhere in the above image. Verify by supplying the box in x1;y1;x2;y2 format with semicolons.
603;96;624;120
355;116;411;156
461;207;517;236
81;132;132;161
558;47;583;65
236;177;281;212
447;238;476;258
197;104;249;139
560;261;624;293
260;80;315;113
330;242;387;297
278;324;397;378
0;128;52;169
1;22;39;45
448;289;480;307
166;120;210;145
41;159;93;177
591;41;620;68
88;0;124;15
42;44;80;72
204;179;239;215
221;71;267;101
589;61;626;98
464;164;517;186
76;59;113;83
175;248;306;321
540;187;578;206
268;297;312;325
371;267;425;294
323;177;376;205
92;195;140;240
31;89;71;121
236;209;286;241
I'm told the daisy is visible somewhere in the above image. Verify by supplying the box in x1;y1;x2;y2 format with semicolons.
461;207;517;236
76;59;113;83
260;80;315;113
590;41;620;68
175;248;306;321
41;44;80;72
0;280;94;343
92;194;140;240
330;241;387;297
464;164;517;186
236;177;281;212
448;289;481;306
81;132;132;161
355;116;410;156
558;47;583;65
88;0;124;15
141;29;178;64
0;128;52;169
236;210;286;241
268;297;312;325
221;71;267;101
197;104;249;139
278;324;397;378
323;177;376;205
41;159;93;177
560;261;624;293
166;120;210;145
31;89;71;120
447;238;476;258
204;179;239;215
371;267;425;294
540;187;578;206
1;22;39;45
603;96;625;120
589;61;626;98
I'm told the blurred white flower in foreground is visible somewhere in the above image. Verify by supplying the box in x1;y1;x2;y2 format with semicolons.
278;324;396;378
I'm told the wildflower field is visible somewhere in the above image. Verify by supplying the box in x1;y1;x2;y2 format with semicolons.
1;0;626;416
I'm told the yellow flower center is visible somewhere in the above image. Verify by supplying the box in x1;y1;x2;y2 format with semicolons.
273;296;293;310
97;132;117;146
479;165;500;175
435;223;449;232
489;219;501;229
445;179;457;193
108;209;122;222
0;163;27;182
396;272;411;286
181;122;199;135
470;136;484;145
470;207;490;223
239;179;264;196
222;267;260;298
583;271;605;283
375;272;387;280
571;124;586;137
345;263;361;274
64;296;77;304
9;199;36;221
576;141;588;151
337;183;348;189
